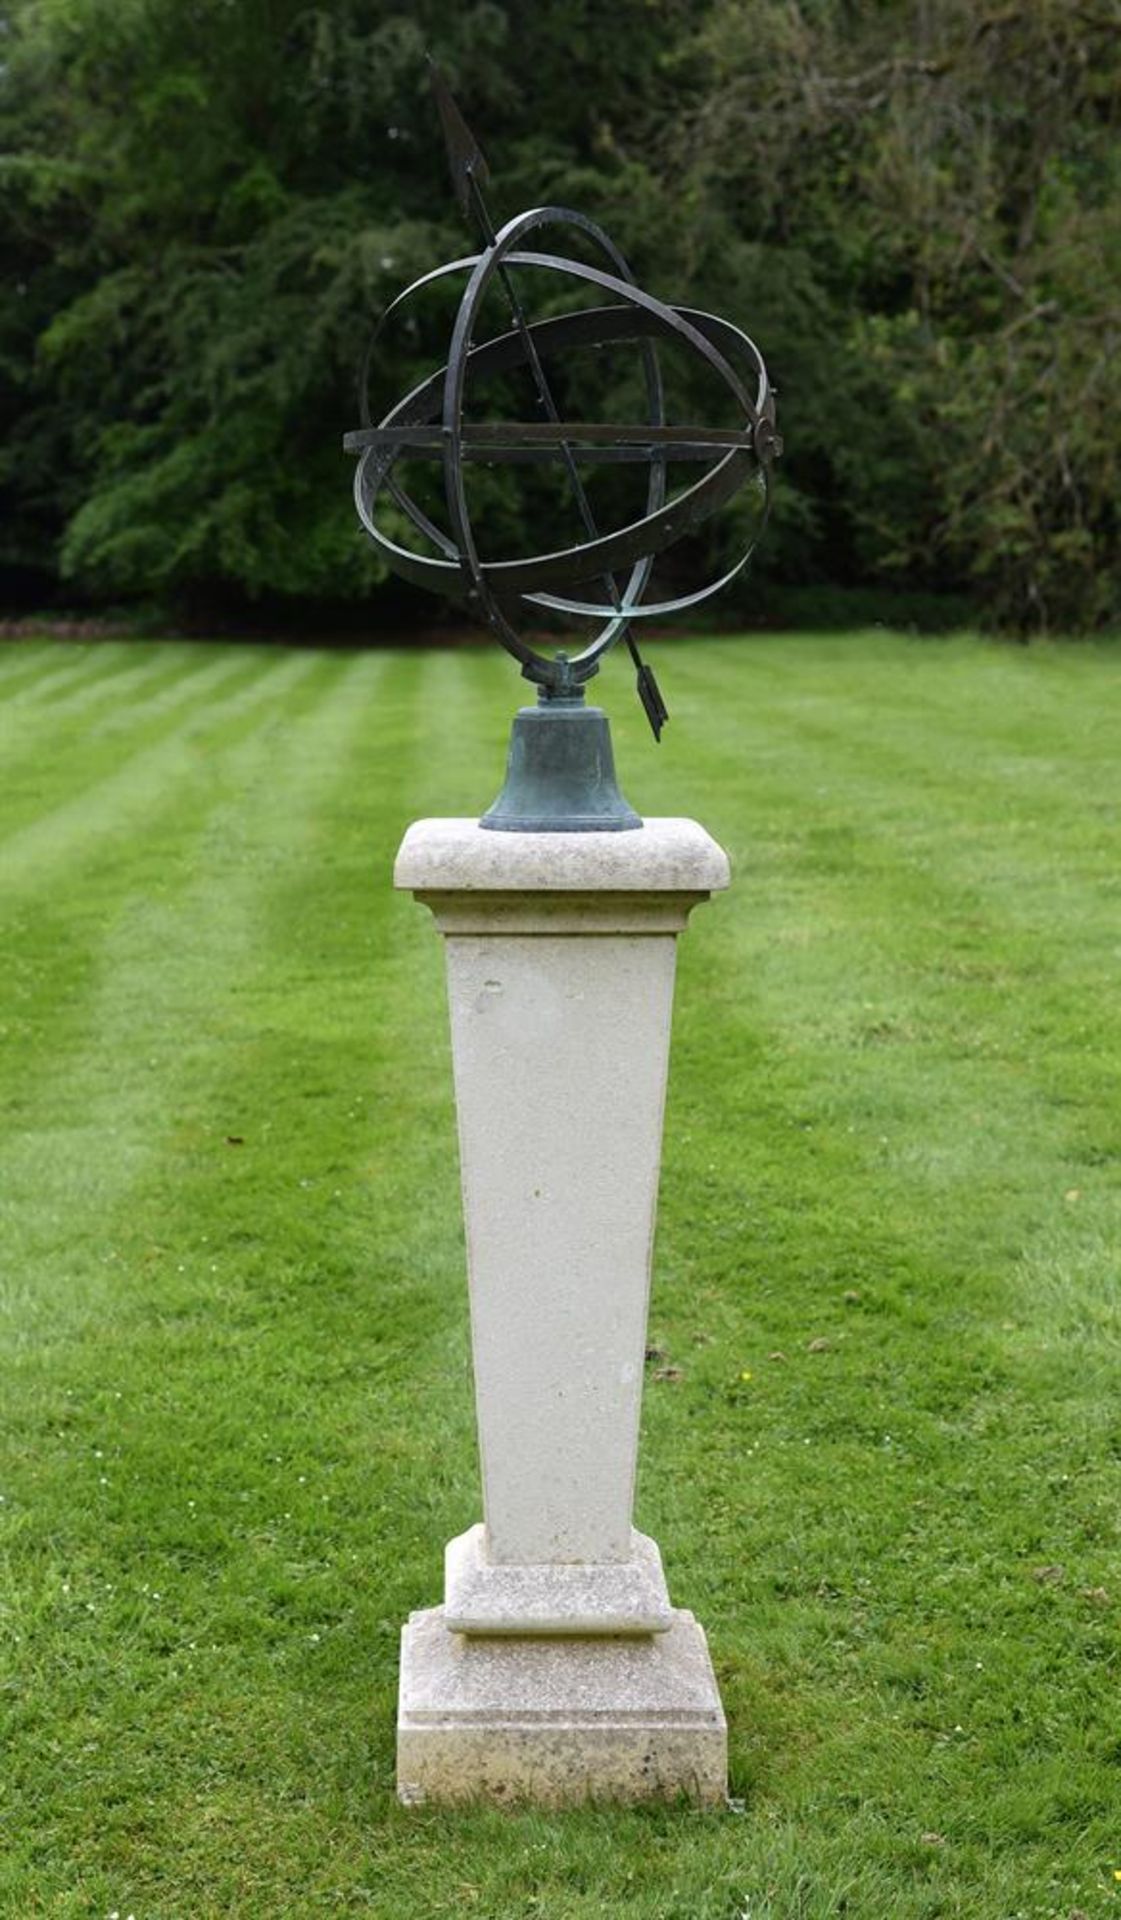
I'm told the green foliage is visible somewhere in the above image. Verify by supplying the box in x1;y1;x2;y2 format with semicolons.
1;0;1119;628
677;0;1121;630
3;633;1121;1913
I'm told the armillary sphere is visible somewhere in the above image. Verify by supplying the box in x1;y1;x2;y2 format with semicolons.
344;64;781;744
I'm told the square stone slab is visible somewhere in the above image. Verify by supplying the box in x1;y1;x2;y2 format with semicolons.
397;1606;727;1806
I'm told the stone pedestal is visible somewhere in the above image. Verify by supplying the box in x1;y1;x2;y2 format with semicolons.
393;816;730;1806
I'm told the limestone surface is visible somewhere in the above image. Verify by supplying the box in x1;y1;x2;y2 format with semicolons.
397;1606;727;1807
444;1523;673;1635
392;814;732;1808
394;815;731;895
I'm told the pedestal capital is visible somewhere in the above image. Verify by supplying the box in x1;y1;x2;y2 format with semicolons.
396;817;730;935
397;814;726;892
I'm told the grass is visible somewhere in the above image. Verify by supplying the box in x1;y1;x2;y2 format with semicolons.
1;630;1119;1919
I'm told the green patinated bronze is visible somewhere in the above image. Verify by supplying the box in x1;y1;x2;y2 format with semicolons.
481;686;640;833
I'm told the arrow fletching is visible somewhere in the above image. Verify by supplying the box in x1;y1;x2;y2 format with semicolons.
428;59;490;216
636;661;669;742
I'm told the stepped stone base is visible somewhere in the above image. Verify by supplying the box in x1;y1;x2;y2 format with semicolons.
396;1606;727;1807
444;1524;673;1635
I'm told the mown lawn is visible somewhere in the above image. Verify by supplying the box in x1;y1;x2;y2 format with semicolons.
1;631;1119;1919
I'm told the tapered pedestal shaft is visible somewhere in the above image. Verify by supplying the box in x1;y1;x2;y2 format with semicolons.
393;816;730;1805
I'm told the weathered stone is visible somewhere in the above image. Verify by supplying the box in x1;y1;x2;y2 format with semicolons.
444;1523;672;1635
397;1606;727;1807
392;815;731;1806
394;815;731;896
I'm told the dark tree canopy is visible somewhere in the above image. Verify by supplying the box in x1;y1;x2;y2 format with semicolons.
1;0;1118;632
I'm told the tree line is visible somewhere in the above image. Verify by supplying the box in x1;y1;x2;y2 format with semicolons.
1;0;1118;634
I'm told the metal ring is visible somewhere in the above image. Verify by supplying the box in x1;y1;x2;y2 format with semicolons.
349;224;776;684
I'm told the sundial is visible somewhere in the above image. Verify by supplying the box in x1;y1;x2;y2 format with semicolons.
368;65;776;1808
344;65;781;829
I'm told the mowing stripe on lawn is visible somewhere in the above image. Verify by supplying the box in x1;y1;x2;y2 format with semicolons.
662;645;1121;1297
0;647;323;890
0;645;256;792
0;650;341;1121
0;639;140;705
40;641;199;715
0;636;57;684
681;632;1119;816
82;644;265;734
0;650;388;1352
0;639;75;695
2;633;1119;1919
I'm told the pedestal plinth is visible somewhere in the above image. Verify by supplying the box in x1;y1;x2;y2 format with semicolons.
393;816;730;1806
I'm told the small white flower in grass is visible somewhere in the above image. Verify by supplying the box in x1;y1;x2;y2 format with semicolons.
310;1632;321;1644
